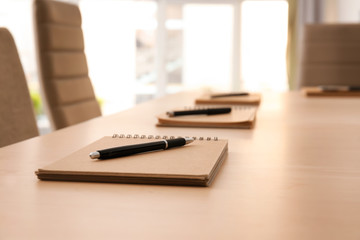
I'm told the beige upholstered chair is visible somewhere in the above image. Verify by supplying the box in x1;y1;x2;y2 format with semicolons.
0;28;39;147
34;0;101;130
300;24;360;87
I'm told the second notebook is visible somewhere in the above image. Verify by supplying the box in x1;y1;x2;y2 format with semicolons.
157;106;257;129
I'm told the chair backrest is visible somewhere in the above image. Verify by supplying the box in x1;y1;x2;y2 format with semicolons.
34;0;101;130
300;24;360;87
0;28;39;147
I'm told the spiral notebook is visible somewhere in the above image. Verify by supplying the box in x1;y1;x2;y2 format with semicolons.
195;92;261;105
35;134;228;186
157;106;257;129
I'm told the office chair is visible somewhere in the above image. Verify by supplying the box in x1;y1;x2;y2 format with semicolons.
0;28;39;147
34;0;101;130
300;24;360;87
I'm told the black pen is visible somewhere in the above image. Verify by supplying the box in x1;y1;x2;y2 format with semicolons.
166;107;231;117
210;92;249;98
89;137;194;160
320;85;360;92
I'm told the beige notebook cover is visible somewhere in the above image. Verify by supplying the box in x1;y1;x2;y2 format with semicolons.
302;87;360;97
36;135;228;186
157;106;257;129
195;93;261;105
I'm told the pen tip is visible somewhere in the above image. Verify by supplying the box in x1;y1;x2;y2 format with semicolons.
89;151;100;159
166;111;175;117
184;137;194;144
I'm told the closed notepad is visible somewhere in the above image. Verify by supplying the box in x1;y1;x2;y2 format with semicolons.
302;87;360;97
195;93;261;105
36;135;228;186
157;106;257;129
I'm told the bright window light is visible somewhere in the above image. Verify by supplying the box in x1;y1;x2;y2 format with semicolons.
241;0;289;92
183;4;233;92
81;1;137;115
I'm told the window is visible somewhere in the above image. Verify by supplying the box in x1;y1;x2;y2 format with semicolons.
241;0;289;91
0;0;289;133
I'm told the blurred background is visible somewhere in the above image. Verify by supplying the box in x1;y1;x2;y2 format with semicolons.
1;0;360;133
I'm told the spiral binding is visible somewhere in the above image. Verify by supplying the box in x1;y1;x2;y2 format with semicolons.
112;134;218;141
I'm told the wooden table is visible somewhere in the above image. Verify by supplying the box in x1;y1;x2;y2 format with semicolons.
1;91;360;239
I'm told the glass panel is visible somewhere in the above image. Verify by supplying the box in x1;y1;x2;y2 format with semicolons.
134;1;185;101
134;1;157;103
81;0;137;115
83;1;234;110
182;4;234;92
165;3;184;94
241;0;289;91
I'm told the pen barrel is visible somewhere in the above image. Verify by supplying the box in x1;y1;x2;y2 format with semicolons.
167;138;186;149
173;108;231;116
211;92;249;98
173;109;208;116
97;141;166;159
320;85;360;92
350;86;360;91
207;108;231;115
